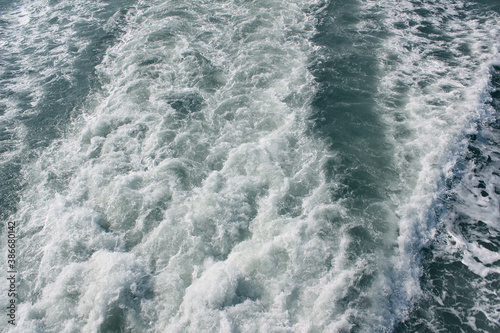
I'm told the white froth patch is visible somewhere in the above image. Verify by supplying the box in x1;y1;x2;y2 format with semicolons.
8;0;354;331
14;251;149;333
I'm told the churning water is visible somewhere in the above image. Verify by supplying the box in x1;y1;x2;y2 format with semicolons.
1;0;499;332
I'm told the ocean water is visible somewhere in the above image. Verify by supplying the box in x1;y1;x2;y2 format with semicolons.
0;0;499;332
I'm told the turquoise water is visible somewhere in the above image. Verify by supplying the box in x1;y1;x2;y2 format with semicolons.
1;0;499;332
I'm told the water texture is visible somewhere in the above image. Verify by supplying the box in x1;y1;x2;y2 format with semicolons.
1;0;499;332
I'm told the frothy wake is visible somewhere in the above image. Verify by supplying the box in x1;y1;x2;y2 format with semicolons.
2;0;500;332
8;0;366;331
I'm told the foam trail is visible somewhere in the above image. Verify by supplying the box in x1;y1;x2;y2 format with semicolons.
6;0;367;331
396;65;500;332
370;0;500;329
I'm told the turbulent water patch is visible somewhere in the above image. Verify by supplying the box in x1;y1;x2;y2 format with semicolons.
395;65;500;333
4;0;362;331
0;0;133;221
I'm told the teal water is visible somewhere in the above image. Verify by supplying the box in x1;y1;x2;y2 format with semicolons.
1;0;499;332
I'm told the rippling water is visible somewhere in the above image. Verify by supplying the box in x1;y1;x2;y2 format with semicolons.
1;0;499;332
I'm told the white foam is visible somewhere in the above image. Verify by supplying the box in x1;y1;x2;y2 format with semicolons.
8;0;354;331
371;0;500;327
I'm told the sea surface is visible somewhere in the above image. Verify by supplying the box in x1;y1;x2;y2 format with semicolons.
1;0;499;332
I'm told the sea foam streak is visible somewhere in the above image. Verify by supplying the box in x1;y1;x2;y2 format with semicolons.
372;0;500;330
